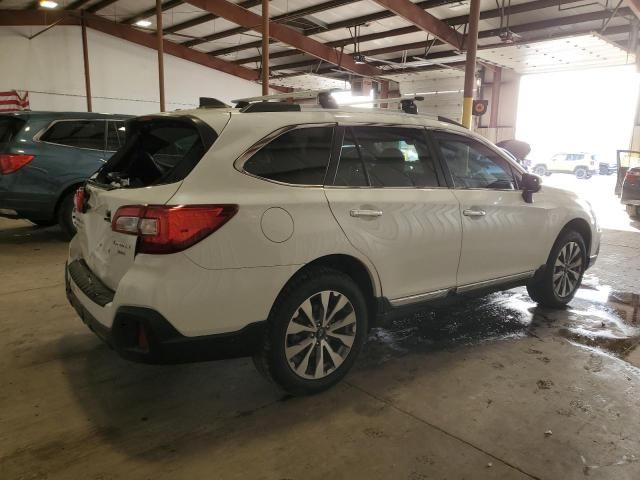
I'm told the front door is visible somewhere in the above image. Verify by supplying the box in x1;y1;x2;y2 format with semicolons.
324;125;462;304
430;130;551;288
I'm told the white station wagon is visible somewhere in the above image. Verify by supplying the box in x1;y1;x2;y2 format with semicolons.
66;98;600;394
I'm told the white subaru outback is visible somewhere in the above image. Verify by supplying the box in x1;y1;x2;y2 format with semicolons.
66;103;600;395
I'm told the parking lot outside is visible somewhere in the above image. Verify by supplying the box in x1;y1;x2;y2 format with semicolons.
1;170;639;480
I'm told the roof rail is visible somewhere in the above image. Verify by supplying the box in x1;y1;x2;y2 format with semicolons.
232;88;346;111
240;102;301;113
437;116;465;128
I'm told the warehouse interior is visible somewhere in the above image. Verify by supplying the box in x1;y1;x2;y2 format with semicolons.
1;0;640;479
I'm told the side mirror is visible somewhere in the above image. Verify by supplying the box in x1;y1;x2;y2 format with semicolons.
521;172;542;203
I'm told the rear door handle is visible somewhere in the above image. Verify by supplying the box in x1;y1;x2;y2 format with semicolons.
463;209;486;217
350;209;383;218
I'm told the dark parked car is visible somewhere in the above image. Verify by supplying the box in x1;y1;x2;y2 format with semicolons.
0;111;131;236
621;166;640;218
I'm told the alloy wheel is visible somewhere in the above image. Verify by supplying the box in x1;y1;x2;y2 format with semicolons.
284;290;357;380
553;241;583;298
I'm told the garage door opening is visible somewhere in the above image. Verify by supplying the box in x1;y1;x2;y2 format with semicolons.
516;65;640;230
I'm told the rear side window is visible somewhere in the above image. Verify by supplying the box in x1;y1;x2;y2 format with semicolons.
335;126;440;188
243;126;333;185
40;120;106;150
96;116;216;188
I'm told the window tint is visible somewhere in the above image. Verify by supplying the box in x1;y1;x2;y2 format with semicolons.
106;121;126;151
244;126;333;185
0;117;26;149
97;118;214;188
433;132;516;190
40;120;105;150
335;126;440;187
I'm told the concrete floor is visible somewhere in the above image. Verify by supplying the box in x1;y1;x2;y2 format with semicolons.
1;182;640;479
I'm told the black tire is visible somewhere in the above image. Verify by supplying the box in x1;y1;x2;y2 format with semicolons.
527;230;586;308
575;167;588;179
253;267;368;395
57;192;76;239
627;204;640;218
533;165;547;176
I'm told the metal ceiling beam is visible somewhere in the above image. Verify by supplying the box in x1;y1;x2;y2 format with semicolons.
275;8;633;73
66;0;93;9
626;0;640;19
164;0;261;34
224;0;577;63
87;0;119;14
123;0;184;25
182;0;358;47
0;10;290;88
369;0;465;49
184;0;381;77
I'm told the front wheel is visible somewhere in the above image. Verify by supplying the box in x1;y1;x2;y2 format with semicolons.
253;267;368;395
527;231;586;308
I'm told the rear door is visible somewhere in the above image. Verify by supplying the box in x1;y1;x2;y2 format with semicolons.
75;115;220;290
430;130;551;287
324;125;462;304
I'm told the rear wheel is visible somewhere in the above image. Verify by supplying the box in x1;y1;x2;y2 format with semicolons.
57;192;76;239
627;204;640;218
253;267;368;395
533;165;547;176
527;230;586;308
575;167;588;179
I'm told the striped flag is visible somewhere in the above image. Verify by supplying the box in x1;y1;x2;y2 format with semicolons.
0;90;30;112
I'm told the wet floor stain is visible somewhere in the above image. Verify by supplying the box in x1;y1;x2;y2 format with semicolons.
365;275;640;368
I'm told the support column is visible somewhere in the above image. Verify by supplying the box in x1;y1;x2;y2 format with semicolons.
156;0;166;112
462;0;481;129
81;13;92;112
379;80;389;109
489;67;502;129
261;0;269;95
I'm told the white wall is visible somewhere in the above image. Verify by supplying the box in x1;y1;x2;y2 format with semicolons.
0;26;262;115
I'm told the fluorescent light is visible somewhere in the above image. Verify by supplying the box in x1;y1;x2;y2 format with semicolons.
135;19;152;27
39;0;58;8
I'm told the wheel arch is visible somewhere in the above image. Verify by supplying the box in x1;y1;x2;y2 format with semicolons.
274;254;380;322
558;218;592;257
54;180;83;217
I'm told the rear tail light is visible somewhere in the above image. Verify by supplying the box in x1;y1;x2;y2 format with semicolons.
112;204;238;254
74;187;86;213
0;154;34;174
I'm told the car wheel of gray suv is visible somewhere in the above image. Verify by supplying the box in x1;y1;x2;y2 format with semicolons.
533;165;547;176
253;267;368;395
57;192;76;239
527;230;586;308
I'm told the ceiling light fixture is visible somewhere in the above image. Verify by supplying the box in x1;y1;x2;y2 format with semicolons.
353;53;367;65
135;19;152;28
39;0;58;8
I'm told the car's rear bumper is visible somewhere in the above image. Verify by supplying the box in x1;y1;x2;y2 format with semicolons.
65;261;266;364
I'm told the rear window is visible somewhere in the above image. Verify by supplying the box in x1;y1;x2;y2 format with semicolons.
243;126;334;185
40;120;106;150
96;116;216;188
0;117;26;148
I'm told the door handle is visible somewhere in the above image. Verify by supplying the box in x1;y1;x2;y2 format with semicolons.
463;209;486;217
350;209;383;218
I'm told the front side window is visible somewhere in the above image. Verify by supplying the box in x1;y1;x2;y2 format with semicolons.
334;126;440;188
433;132;517;190
40;120;105;150
243;126;334;185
